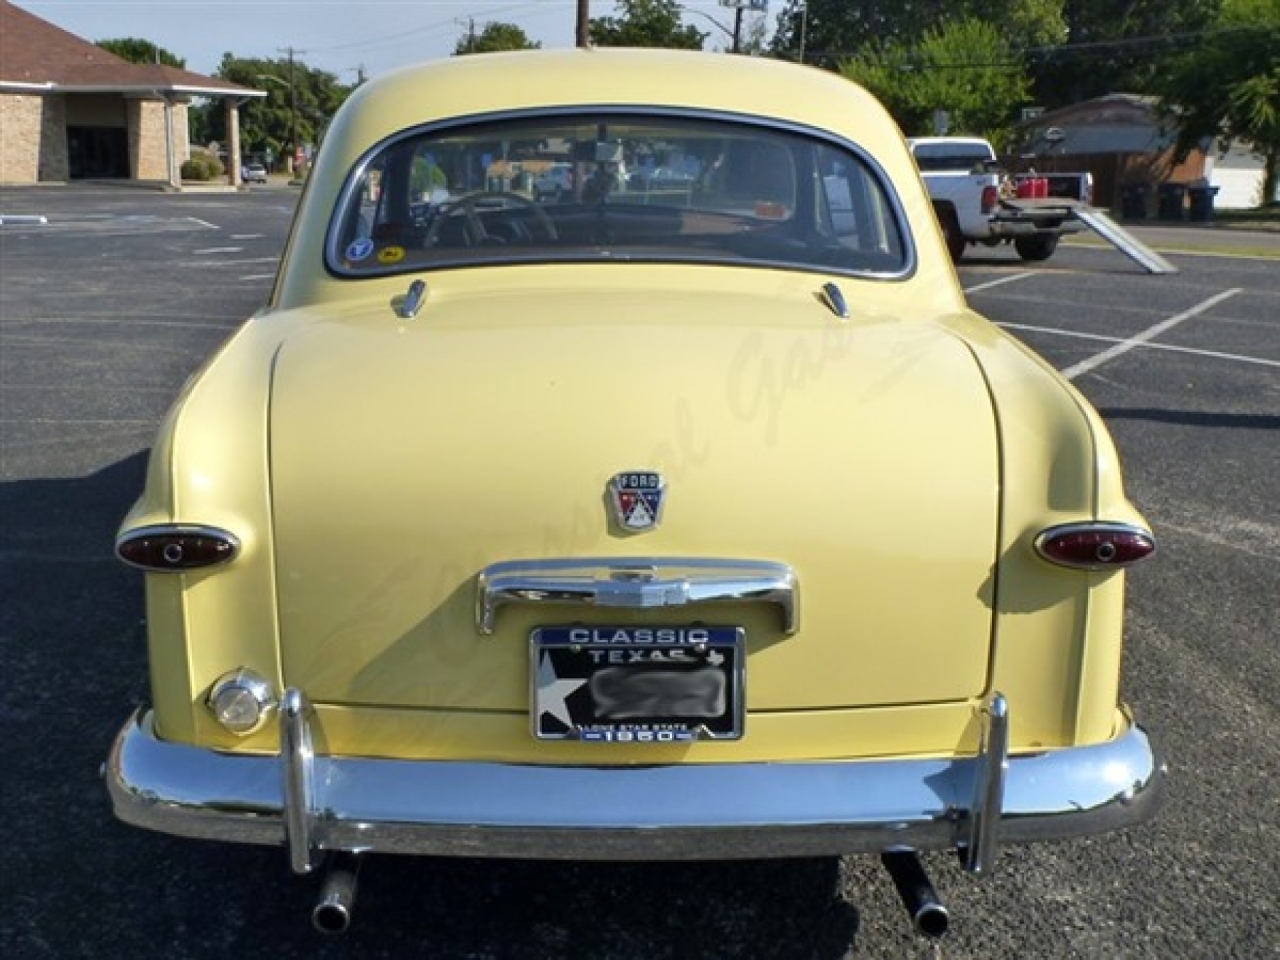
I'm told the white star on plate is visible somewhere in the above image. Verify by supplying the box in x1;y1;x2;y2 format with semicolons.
537;651;587;730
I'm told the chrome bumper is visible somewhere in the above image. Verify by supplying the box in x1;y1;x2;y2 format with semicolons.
105;691;1163;871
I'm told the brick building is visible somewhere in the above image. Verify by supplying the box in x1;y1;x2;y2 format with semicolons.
0;1;262;186
1012;94;1244;215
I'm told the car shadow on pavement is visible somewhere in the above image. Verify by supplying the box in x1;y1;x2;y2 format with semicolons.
350;854;861;959
1;450;152;724
1;452;157;956
1099;408;1280;431
0;452;862;959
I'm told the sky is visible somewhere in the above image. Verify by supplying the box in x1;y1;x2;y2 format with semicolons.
18;1;776;83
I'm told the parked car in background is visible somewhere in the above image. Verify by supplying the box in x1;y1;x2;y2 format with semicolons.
106;49;1163;938
530;162;573;200
628;165;696;192
242;162;268;184
909;136;1090;263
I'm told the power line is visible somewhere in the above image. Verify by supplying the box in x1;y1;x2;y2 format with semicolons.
314;1;558;55
799;24;1271;68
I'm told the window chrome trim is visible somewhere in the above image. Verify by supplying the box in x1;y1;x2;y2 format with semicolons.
324;106;917;283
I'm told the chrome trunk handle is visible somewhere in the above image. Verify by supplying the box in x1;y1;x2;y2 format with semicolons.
476;558;798;635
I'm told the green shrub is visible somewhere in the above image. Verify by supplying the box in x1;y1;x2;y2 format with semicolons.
180;153;225;181
180;158;209;181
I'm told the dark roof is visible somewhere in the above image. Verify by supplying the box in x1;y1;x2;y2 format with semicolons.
0;1;261;97
1021;94;1174;155
1029;94;1161;128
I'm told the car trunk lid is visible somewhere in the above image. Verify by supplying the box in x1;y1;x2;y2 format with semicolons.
268;279;998;715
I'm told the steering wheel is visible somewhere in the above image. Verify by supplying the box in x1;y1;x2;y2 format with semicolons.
424;191;558;247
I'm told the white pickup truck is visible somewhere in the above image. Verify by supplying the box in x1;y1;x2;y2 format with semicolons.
909;136;1090;263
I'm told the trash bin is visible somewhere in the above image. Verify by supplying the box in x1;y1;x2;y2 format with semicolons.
1120;184;1147;219
1157;183;1187;221
1188;184;1219;222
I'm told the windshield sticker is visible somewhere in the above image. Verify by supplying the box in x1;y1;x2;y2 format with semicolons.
376;245;406;265
345;238;375;262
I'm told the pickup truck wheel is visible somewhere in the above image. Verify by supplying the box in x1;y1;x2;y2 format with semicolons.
1015;235;1059;262
940;211;965;262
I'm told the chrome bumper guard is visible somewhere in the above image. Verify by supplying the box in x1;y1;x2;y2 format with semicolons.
105;691;1163;871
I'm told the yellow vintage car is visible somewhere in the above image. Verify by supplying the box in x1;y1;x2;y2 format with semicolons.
105;49;1163;937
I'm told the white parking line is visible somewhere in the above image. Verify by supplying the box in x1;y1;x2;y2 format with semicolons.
1059;288;1243;379
998;321;1279;369
1;215;216;236
963;275;1263;373
963;273;1038;295
181;257;278;267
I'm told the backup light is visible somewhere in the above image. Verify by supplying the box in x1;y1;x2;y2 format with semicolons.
207;670;278;735
1035;522;1156;571
116;524;239;571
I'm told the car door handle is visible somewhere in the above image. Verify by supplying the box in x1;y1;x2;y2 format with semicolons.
477;558;798;635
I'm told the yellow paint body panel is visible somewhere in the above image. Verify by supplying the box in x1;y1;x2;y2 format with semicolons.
121;50;1148;762
268;272;997;718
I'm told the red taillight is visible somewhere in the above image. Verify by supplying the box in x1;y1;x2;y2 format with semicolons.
1034;522;1155;571
981;185;998;214
116;525;240;571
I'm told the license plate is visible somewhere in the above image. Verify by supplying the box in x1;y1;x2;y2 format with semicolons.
531;626;744;742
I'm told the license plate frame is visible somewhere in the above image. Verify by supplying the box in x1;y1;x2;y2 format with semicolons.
531;625;744;742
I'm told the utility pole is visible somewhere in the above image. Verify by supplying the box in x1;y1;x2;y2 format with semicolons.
576;0;590;47
713;1;766;56
277;46;305;173
798;1;808;63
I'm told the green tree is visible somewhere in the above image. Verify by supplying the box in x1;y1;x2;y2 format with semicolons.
771;0;1065;68
836;37;917;120
96;37;185;68
454;20;541;55
770;0;898;67
194;56;353;169
590;0;707;49
1154;0;1280;206
841;17;1032;146
1029;0;1221;108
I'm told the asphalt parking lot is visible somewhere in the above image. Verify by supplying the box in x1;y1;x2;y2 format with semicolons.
2;186;1277;959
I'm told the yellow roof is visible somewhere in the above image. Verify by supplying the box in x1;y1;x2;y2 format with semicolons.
324;49;906;173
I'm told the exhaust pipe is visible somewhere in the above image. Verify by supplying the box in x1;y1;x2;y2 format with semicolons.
311;853;362;935
881;851;949;938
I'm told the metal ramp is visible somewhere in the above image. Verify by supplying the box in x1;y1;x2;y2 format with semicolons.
1071;207;1178;274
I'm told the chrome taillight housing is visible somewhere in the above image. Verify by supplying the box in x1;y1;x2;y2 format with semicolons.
116;524;240;571
1034;522;1156;571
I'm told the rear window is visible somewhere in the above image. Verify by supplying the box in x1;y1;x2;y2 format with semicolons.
910;142;993;172
328;111;910;278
